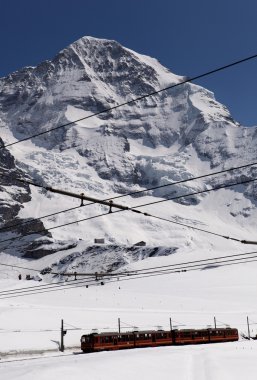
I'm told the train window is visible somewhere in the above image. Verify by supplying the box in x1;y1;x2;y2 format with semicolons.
156;333;163;339
81;336;91;343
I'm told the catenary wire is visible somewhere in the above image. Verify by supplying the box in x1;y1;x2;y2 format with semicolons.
94;257;257;286
0;255;257;300
0;175;257;247
2;52;257;149
2;250;257;295
57;250;257;277
2;249;257;295
55;252;257;280
0;203;82;234
1;249;257;293
1;157;257;236
0;262;42;273
114;253;257;277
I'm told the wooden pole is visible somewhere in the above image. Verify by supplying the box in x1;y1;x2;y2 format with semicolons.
118;318;121;334
214;316;217;329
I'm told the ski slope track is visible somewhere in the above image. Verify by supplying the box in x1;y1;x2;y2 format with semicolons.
0;36;257;377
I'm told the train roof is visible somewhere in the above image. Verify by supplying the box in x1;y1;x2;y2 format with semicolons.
82;330;168;337
81;327;237;337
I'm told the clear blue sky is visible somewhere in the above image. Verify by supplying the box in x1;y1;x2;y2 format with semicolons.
1;0;257;126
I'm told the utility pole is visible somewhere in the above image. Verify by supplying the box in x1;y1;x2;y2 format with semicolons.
118;318;121;334
169;318;172;331
214;316;217;329
247;316;251;340
60;319;67;352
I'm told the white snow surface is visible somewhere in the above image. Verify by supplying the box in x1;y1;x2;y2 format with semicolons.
2;342;257;380
1;260;257;379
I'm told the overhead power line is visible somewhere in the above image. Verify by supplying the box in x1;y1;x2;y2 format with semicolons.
1;251;257;299
2;52;257;149
1;158;257;238
107;256;257;286
1;175;257;247
0;203;81;234
54;250;257;277
0;262;41;273
4;249;257;294
1;248;257;293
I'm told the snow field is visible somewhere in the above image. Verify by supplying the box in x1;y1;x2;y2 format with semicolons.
1;342;257;380
1;257;257;356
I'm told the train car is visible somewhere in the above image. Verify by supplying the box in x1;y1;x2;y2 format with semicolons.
81;327;238;353
175;328;239;345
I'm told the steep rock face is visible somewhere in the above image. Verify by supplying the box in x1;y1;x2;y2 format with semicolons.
0;136;78;258
0;137;31;224
0;36;256;259
0;137;48;255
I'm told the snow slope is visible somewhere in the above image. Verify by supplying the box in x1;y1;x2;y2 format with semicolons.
1;257;257;379
2;342;257;380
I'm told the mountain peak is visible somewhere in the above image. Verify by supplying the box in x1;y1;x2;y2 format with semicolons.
0;36;256;260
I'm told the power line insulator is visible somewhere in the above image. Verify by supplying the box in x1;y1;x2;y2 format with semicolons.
109;200;113;213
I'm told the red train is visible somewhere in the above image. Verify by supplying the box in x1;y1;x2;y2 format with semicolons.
81;327;238;352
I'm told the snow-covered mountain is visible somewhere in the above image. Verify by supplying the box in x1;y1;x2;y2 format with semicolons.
0;36;257;274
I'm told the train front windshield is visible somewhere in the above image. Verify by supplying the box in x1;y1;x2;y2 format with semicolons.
81;336;92;344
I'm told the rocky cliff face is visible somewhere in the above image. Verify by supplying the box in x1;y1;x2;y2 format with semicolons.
0;136;55;257
0;36;256;262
